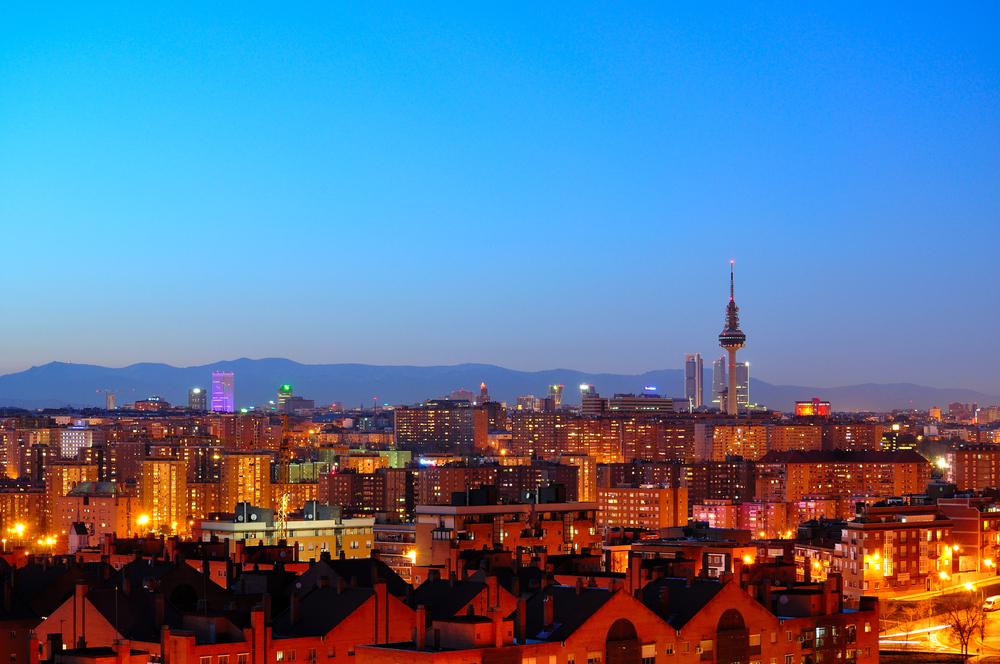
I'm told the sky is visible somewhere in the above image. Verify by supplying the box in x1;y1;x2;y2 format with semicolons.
1;3;998;393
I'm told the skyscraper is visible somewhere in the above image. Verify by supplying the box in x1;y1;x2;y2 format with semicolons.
211;372;235;413
547;385;564;407
735;361;750;407
278;384;293;412
712;357;727;408
718;261;746;416
188;388;207;411
684;354;703;409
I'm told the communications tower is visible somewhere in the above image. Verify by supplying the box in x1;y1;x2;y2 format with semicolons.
718;261;746;416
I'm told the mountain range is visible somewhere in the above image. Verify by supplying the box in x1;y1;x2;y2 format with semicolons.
0;359;996;413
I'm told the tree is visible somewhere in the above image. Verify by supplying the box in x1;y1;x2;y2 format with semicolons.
940;591;987;662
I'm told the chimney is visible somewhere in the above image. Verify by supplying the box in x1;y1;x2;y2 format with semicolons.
575;577;584;595
486;573;498;608
3;581;10;613
317;575;330;589
449;545;459;581
433;628;440;649
28;632;39;664
415;606;426;651
449;570;456;587
492;608;504;648
336;577;345;594
350;576;358;588
371;559;379;587
290;594;300;626
542;595;554;632
659;586;670;618
516;597;526;644
804;560;811;584
262;593;272;625
74;579;87;648
685;572;693;588
155;593;165;630
339;550;346;560
375;579;387;644
511;577;520;598
122;576;131;597
762;579;772;610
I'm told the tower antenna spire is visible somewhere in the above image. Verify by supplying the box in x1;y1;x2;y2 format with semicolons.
730;260;734;301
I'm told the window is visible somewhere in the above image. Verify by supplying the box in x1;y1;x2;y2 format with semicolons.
750;635;761;647
218;569;226;577
682;643;690;654
665;645;674;656
523;658;537;664
642;644;656;664
787;632;793;642
588;653;602;664
785;656;793;664
289;652;296;661
309;650;317;661
200;657;211;664
864;649;870;657
327;648;335;658
771;633;778;644
864;623;871;633
568;655;576;664
350;541;359;549
277;653;285;662
238;654;249;664
219;656;229;664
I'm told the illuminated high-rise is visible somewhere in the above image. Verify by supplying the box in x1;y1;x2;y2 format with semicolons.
718;262;746;416
188;388;207;411
278;384;293;412
711;357;726;408
735;361;750;407
211;372;235;413
684;353;703;408
547;384;564;407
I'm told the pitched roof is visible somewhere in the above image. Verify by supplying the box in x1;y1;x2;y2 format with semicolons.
411;579;487;626
517;585;615;642
269;584;374;638
0;585;39;623
288;558;409;598
639;577;725;629
87;587;182;643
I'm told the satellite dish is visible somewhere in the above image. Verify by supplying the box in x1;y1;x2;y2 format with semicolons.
250;513;258;522
236;515;244;522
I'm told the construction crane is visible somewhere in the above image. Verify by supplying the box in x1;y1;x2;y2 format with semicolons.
96;389;134;411
275;413;291;543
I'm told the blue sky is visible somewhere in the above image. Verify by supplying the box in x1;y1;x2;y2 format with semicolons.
1;3;998;392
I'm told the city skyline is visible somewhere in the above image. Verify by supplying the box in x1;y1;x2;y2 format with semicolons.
2;4;998;393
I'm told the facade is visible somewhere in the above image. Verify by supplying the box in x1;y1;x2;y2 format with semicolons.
394;402;487;454
413;501;601;570
59;426;104;459
220;453;271;510
211;372;235;413
936;496;1000;580
196;502;374;558
837;504;954;601
951;444;1000;491
734;362;750;408
140;458;188;534
607;394;674;415
53;481;136;542
597;486;688;530
756;450;931;502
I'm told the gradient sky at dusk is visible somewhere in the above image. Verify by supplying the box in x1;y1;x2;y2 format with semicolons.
1;3;998;392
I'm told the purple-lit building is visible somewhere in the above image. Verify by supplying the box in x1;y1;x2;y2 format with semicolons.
211;371;234;412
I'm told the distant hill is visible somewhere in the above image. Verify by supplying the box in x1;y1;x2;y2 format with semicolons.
0;359;996;413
